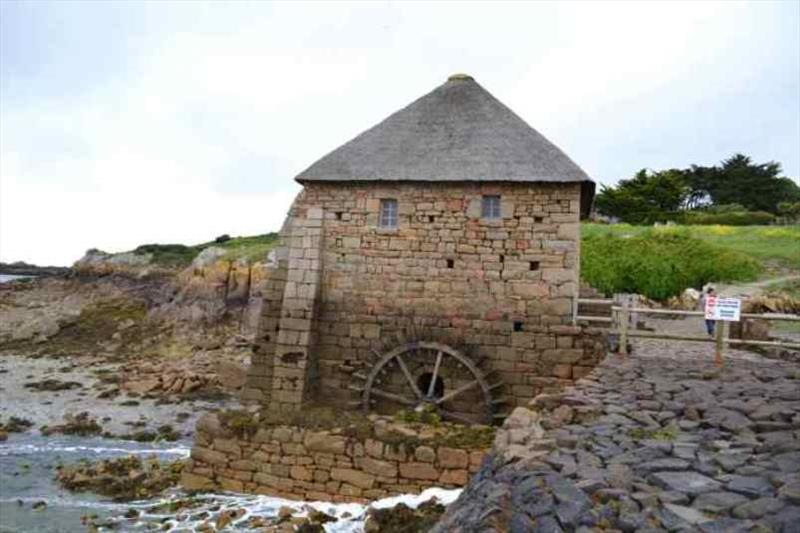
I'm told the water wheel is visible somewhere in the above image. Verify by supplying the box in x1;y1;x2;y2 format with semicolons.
352;341;504;425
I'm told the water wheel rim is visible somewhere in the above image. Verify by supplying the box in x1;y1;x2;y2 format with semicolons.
362;341;494;424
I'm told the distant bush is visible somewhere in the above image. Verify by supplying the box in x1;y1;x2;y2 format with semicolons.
681;210;775;226
126;233;280;267
581;231;761;300
132;243;198;266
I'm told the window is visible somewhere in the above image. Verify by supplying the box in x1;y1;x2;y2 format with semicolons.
379;199;398;229
482;195;501;219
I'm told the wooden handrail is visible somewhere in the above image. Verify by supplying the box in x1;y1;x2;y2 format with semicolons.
609;306;800;322
609;298;800;365
575;315;613;323
577;298;615;305
619;330;800;350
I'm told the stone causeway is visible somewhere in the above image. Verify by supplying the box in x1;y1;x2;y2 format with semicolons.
434;346;800;532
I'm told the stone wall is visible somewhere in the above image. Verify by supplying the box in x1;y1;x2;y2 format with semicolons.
182;412;489;503
246;181;605;414
241;259;287;404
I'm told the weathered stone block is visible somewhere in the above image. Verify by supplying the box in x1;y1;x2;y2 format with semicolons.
365;439;384;458
399;462;440;481
181;472;215;491
230;459;256;472
213;438;241;457
542;349;584;364
191;446;228;466
414;446;436;463
439;469;469;485
303;431;347;455
437;447;469;469
290;465;313;482
220;477;244;492
358;457;398;478
330;468;376;489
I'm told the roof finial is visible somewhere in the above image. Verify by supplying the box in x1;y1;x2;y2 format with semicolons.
448;73;473;82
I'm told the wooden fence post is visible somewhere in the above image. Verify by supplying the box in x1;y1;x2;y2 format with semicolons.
714;320;724;366
619;299;630;357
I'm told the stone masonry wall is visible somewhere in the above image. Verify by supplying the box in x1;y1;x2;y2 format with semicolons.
279;182;596;406
241;258;288;404
243;181;605;414
182;413;488;503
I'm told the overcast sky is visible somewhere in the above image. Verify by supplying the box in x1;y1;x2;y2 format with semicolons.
1;1;798;266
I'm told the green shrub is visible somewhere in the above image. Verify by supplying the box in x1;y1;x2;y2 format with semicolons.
681;210;775;226
581;231;761;300
127;233;280;267
132;243;198;266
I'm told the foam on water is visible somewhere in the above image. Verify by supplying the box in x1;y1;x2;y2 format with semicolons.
0;442;191;457
100;487;462;532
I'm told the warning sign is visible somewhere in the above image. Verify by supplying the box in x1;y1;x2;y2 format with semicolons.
704;296;741;322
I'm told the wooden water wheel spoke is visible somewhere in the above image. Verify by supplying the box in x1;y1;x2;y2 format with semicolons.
362;341;499;425
439;409;480;425
369;387;417;406
395;353;424;400
427;350;443;398
436;379;479;405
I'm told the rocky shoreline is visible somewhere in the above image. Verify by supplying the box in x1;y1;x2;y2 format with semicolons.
434;349;800;532
0;353;241;441
0;261;70;277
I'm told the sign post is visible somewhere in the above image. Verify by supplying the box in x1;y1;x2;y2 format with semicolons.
704;296;742;322
704;296;741;366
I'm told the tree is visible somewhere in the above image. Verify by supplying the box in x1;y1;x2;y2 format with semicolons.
686;154;800;214
597;154;800;223
595;169;689;224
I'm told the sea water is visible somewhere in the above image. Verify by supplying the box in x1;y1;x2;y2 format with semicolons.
0;274;33;284
0;433;459;532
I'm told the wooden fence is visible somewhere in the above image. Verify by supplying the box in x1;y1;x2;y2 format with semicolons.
574;295;800;366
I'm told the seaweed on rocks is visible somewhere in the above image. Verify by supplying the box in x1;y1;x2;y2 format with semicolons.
55;455;184;502
41;412;102;437
364;499;446;533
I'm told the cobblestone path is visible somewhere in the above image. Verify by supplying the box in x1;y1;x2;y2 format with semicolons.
433;344;800;532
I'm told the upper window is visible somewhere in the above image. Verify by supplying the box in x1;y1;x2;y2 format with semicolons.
481;195;501;219
379;199;398;229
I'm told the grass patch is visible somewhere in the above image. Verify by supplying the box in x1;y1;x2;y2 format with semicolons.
217;234;280;263
582;224;800;273
217;406;494;451
581;229;761;300
627;424;678;441
129;233;279;267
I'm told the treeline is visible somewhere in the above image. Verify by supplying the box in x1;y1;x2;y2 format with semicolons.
595;154;800;224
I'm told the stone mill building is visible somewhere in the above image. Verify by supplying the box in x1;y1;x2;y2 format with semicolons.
243;74;601;425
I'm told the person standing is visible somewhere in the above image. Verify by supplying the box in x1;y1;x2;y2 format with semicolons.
700;287;717;337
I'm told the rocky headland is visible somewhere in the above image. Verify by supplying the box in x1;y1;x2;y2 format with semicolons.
0;261;70;277
0;236;279;439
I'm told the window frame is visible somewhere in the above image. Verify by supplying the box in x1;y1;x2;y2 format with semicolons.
378;198;399;229
481;195;502;219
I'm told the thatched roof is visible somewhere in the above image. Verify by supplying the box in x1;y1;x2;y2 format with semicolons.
296;74;593;191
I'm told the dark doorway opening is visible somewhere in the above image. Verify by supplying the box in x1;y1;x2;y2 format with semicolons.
416;372;445;399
